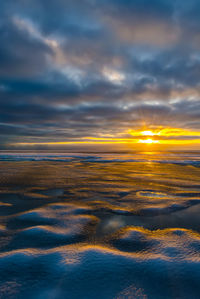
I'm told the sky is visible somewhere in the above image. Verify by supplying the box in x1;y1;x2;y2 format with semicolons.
1;0;200;151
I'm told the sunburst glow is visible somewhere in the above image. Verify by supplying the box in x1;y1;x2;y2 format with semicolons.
141;130;156;136
138;138;159;144
10;126;200;148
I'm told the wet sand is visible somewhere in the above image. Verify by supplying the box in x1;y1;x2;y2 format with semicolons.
0;152;200;298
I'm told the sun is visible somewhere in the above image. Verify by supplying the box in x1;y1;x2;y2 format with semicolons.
139;138;159;144
141;130;155;136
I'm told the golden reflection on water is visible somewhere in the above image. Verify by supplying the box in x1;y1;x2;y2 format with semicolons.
0;152;200;298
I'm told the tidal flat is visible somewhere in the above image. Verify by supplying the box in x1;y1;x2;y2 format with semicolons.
0;152;200;298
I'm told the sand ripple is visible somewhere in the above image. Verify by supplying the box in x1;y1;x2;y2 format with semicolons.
0;156;200;298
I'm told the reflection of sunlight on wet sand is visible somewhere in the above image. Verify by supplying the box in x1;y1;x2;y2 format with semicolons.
0;152;200;297
101;217;125;234
137;191;176;199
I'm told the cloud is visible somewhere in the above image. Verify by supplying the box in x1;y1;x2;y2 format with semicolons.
0;0;200;148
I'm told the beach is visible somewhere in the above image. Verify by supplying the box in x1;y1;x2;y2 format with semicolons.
0;152;200;298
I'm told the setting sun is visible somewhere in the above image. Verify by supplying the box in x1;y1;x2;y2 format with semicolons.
141;130;156;136
10;126;200;149
138;138;159;144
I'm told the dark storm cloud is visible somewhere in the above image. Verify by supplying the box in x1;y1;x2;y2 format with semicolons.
1;0;200;147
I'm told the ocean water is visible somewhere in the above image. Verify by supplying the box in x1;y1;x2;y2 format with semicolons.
0;151;200;298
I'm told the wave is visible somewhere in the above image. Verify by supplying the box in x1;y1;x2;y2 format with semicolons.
0;152;200;167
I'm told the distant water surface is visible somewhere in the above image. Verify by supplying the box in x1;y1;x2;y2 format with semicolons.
0;151;200;298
